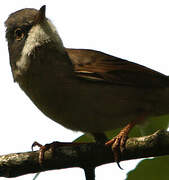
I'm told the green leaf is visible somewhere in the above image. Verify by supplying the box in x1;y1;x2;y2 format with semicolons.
74;132;95;143
139;115;169;136
126;156;169;180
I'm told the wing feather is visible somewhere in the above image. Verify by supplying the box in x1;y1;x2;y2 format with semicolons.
66;48;169;88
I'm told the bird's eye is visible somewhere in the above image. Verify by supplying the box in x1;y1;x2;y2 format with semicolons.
14;28;24;41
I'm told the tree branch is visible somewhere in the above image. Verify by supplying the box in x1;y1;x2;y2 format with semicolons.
0;129;168;178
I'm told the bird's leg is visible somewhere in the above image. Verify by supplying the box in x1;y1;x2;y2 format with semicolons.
105;113;146;167
92;132;108;144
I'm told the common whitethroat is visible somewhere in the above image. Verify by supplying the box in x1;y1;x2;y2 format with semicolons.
5;5;169;165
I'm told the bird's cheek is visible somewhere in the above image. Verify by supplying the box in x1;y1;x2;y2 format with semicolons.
9;39;25;67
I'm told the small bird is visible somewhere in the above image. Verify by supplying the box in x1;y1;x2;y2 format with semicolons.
5;5;169;165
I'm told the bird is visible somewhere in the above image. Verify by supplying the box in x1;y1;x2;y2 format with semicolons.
5;5;169;166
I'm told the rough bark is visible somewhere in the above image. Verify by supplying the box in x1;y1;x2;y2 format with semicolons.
0;130;168;178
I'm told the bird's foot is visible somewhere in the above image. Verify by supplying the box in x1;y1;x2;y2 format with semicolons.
105;120;137;169
32;141;89;164
105;131;128;169
32;141;73;164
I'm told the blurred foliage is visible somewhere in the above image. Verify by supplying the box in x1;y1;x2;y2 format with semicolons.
126;155;169;180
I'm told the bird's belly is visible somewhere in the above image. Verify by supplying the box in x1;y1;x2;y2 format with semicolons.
49;86;169;132
20;77;169;133
58;107;140;133
31;85;148;133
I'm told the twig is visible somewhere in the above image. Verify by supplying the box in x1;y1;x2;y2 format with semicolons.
83;167;95;180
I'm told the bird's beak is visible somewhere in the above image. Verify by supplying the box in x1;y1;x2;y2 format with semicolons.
34;5;46;24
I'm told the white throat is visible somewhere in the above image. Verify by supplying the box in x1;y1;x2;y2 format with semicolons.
16;19;65;76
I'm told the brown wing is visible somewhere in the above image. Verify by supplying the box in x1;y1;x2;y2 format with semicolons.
66;48;169;88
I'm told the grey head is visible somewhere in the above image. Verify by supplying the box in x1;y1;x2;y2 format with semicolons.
5;5;65;82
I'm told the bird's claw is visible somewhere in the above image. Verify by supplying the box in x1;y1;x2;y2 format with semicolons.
31;141;55;164
105;132;128;170
31;141;43;151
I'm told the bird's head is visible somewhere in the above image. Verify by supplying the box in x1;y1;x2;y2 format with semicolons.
5;5;65;81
